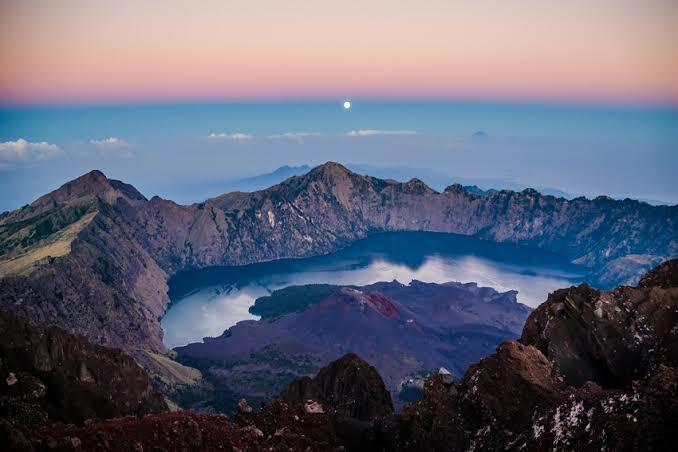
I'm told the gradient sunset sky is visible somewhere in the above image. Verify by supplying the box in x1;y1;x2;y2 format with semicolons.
1;0;677;105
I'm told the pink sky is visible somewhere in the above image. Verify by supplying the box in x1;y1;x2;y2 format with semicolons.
1;0;677;105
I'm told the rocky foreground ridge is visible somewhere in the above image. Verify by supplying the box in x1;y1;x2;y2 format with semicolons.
0;309;167;428
2;260;676;451
0;163;675;358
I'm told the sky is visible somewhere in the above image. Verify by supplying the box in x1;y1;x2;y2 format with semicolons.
0;2;677;211
1;0;677;105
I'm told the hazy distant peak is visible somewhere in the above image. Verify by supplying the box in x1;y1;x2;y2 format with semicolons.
276;164;310;172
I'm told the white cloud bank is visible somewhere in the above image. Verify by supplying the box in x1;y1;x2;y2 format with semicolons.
208;132;252;140
346;129;417;137
0;138;61;162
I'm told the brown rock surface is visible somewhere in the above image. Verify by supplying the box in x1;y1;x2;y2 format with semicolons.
278;352;394;421
0;310;167;426
521;259;678;387
393;260;678;450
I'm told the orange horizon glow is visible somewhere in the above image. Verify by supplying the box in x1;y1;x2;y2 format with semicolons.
1;0;677;106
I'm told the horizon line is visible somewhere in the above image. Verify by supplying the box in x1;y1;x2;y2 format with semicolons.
2;94;678;111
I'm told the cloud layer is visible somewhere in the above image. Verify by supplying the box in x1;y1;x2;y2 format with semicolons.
0;139;60;162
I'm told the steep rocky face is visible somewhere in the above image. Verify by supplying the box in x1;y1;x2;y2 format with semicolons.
137;162;677;280
0;171;170;355
392;260;678;451
0;162;675;358
397;342;564;451
0;200;170;353
0;310;167;427
277;353;394;421
234;352;397;452
521;259;678;387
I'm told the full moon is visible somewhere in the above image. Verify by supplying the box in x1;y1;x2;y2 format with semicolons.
343;100;351;110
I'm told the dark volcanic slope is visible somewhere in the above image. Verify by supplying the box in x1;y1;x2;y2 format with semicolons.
173;280;530;411
0;310;167;427
0;163;675;357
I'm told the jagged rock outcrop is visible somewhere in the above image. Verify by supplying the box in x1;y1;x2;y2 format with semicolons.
392;259;678;450
521;258;678;387
638;258;678;289
234;352;397;451
0;310;167;427
277;353;394;421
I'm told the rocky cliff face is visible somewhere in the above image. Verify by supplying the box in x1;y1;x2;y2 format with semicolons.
277;353;394;421
0;163;675;357
393;259;678;450
521;259;678;388
0;310;167;428
0;171;169;354
137;162;676;276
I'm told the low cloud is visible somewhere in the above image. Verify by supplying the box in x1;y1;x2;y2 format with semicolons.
89;137;133;157
268;132;321;141
89;137;129;148
346;129;417;137
208;132;252;140
0;138;61;162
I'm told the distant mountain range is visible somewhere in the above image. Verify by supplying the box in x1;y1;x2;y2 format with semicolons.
211;163;673;206
216;164;313;193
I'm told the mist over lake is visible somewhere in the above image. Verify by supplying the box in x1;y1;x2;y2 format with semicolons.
161;232;584;348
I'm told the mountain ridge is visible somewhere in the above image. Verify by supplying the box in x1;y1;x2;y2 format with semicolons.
0;162;675;359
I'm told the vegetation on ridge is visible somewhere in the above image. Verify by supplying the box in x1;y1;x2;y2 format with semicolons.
249;284;341;319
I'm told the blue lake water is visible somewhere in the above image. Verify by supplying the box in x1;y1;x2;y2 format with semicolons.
161;232;585;348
